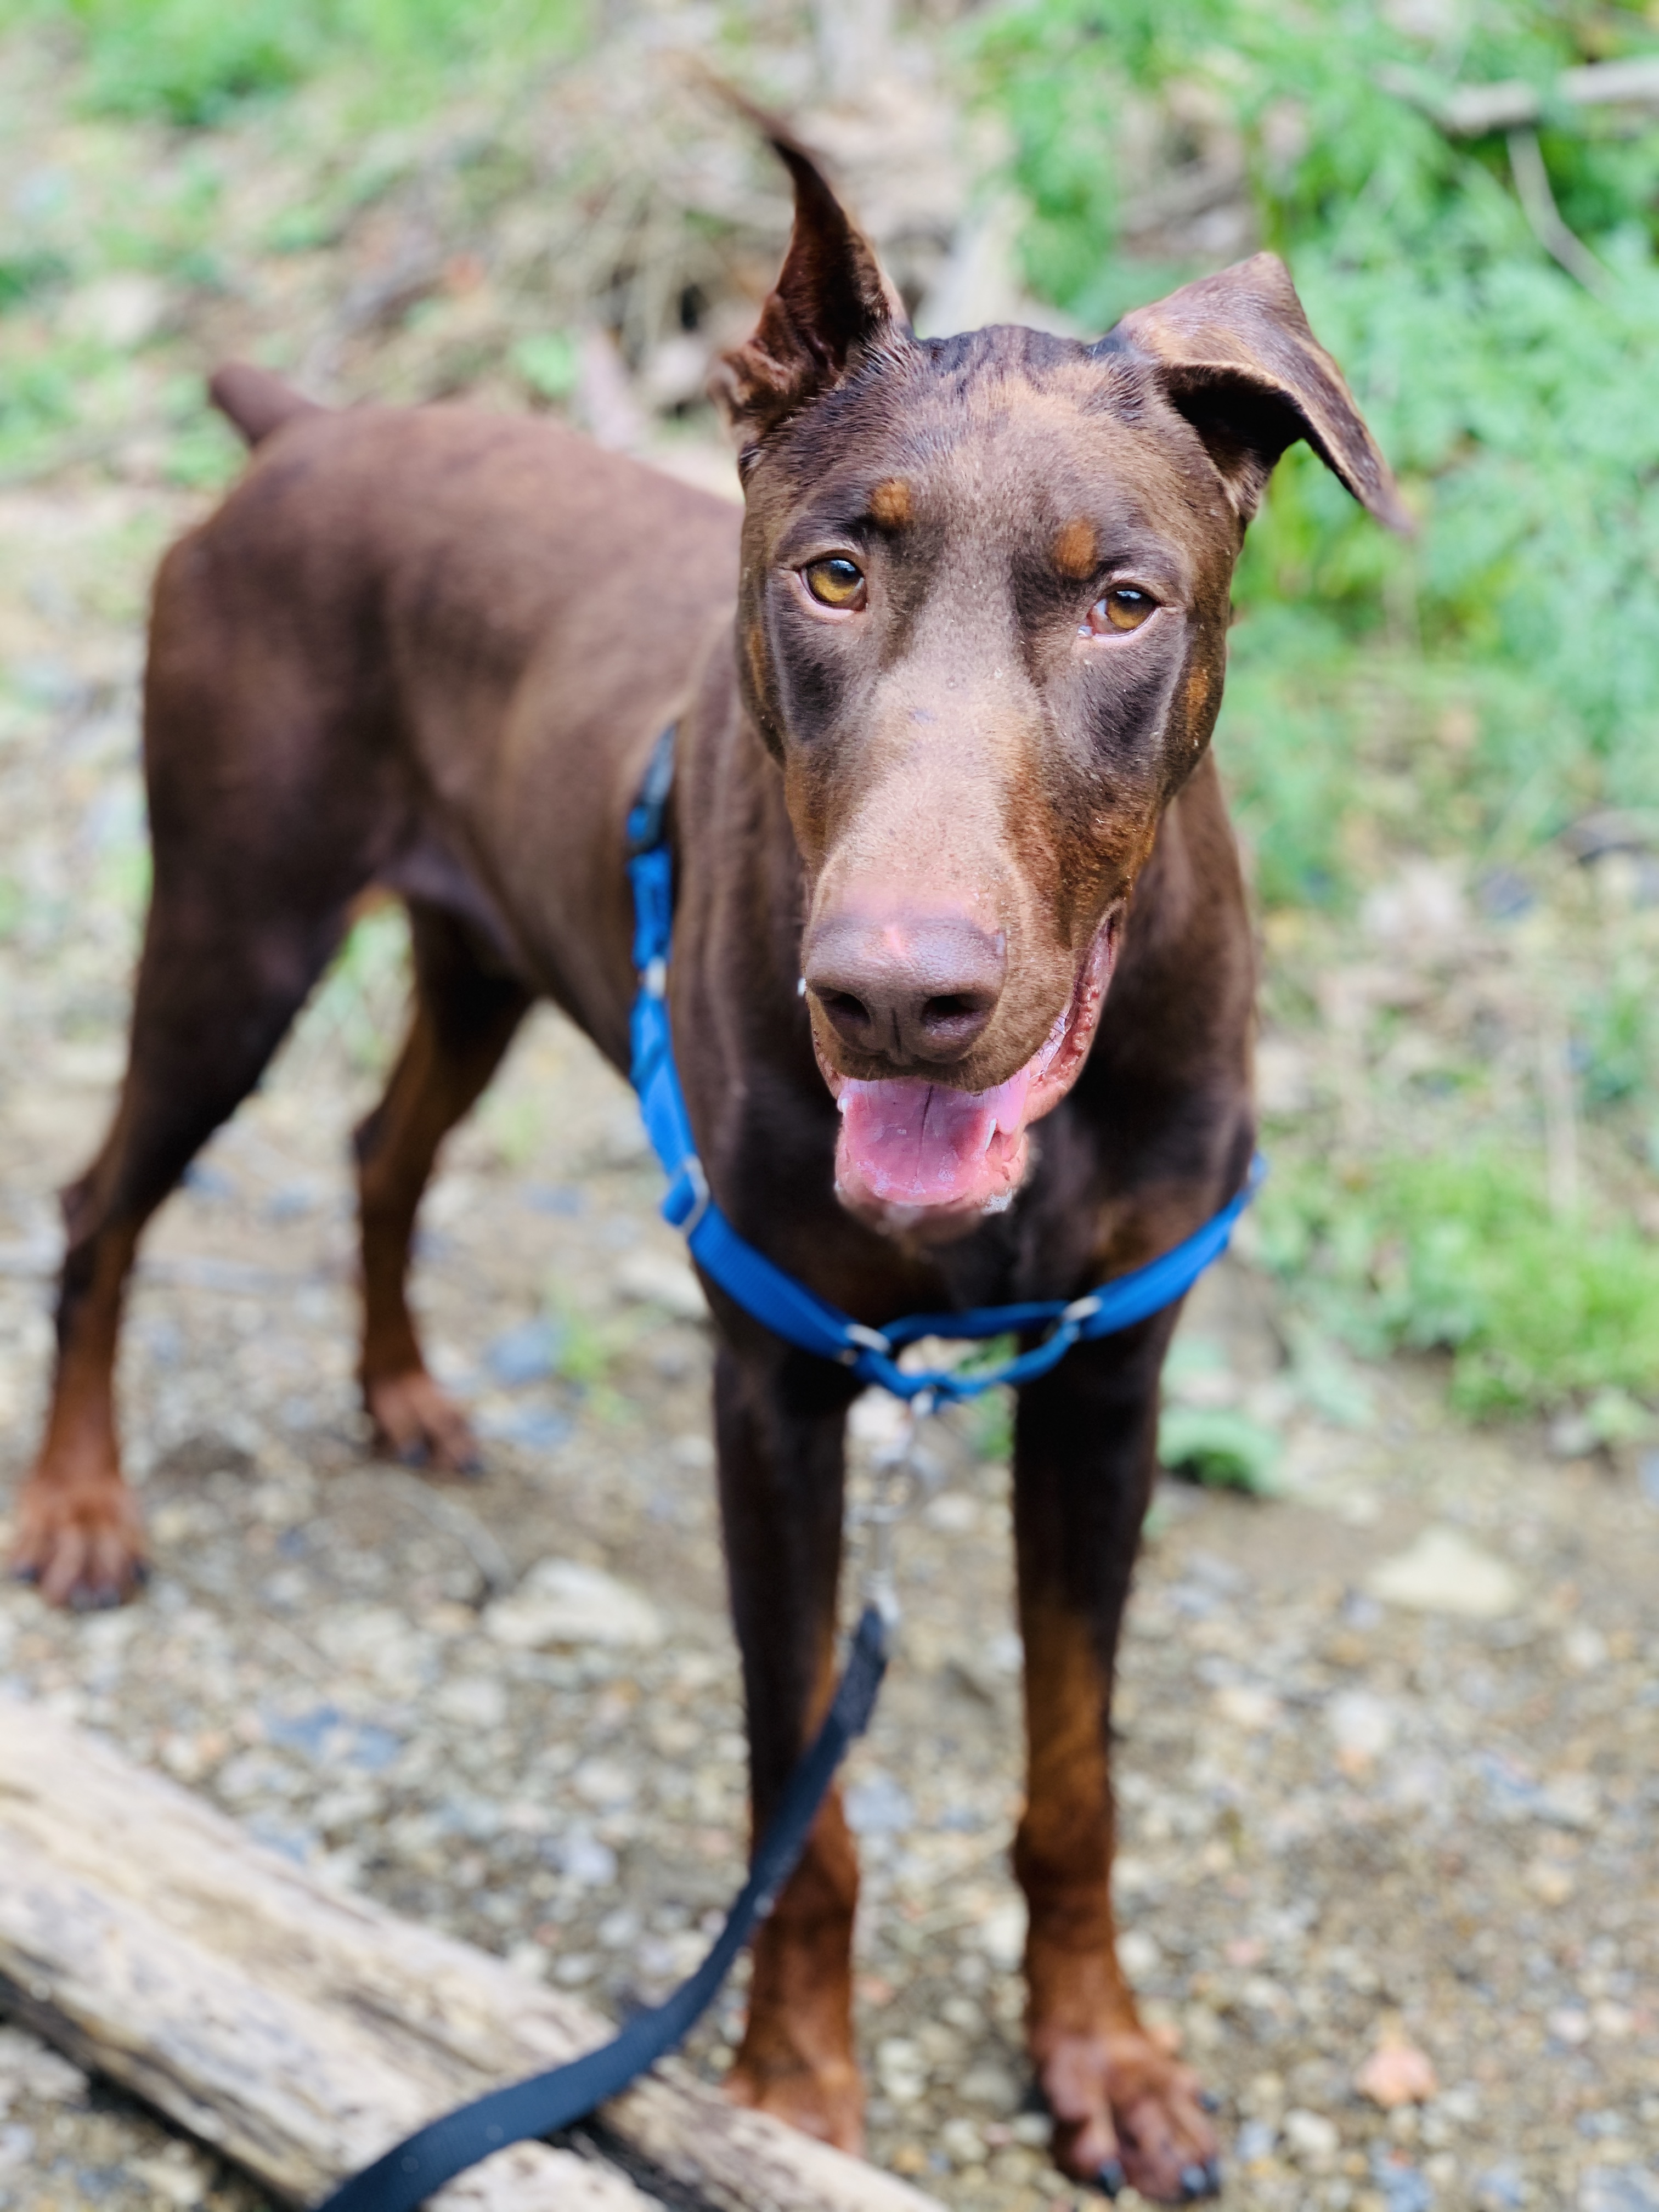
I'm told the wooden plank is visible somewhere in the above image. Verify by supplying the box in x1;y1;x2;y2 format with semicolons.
0;1695;943;2212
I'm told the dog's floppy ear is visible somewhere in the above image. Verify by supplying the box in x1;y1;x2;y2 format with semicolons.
714;131;908;447
1108;253;1412;535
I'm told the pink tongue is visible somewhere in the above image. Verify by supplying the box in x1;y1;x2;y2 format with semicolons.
837;1065;1034;1207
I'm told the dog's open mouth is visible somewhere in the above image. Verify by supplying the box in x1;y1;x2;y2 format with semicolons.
820;916;1120;1229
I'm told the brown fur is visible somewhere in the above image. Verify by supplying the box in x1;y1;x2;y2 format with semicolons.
13;138;1402;2203
868;476;913;531
1052;516;1098;579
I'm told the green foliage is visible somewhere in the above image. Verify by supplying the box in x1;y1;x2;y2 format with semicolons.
978;0;1659;885
1256;1146;1659;1415
40;0;586;128
1158;1404;1281;1492
511;331;580;403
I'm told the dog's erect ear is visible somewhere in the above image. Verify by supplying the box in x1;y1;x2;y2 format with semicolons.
713;132;907;445
1107;253;1412;535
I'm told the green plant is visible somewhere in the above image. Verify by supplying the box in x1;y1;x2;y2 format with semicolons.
1256;1145;1659;1415
47;0;588;129
1158;1404;1281;1492
978;0;1659;888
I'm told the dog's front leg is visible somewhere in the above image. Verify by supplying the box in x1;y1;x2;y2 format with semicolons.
713;1338;865;2152
1012;1317;1222;2203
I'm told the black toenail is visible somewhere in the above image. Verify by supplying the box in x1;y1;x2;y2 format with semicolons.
1096;2157;1126;2198
132;1559;152;1586
1181;2158;1222;2198
13;1565;39;1585
1198;2089;1220;2113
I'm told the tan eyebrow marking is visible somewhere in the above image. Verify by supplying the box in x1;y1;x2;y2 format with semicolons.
1052;518;1097;579
868;477;913;530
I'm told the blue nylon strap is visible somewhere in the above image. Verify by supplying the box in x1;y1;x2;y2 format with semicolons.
315;1606;889;2212
624;733;1261;1398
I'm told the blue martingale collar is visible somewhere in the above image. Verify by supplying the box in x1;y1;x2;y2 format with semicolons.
625;726;1262;1405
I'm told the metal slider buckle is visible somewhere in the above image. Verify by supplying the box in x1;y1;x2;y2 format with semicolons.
643;956;668;999
1062;1291;1103;1327
842;1321;895;1364
678;1155;712;1238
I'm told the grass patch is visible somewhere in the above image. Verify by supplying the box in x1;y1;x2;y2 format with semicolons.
1257;1146;1659;1418
37;0;588;129
977;0;1659;883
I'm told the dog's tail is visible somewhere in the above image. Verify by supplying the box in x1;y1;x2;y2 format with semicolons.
208;362;321;448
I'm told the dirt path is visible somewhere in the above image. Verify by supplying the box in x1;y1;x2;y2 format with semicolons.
1;471;1656;2212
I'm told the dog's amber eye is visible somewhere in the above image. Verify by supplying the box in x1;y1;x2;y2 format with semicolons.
1085;587;1155;635
803;557;866;610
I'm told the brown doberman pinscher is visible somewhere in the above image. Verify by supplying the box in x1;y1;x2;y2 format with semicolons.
13;137;1405;2201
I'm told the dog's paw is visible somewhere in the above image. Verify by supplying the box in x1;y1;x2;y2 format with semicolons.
723;2048;865;2155
1037;2027;1220;2203
10;1469;149;1610
366;1368;483;1476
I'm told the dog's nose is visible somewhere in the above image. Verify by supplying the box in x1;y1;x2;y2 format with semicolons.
804;912;1007;1065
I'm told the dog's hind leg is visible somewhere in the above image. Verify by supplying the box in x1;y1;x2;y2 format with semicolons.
712;1338;866;2152
352;901;531;1473
1011;1311;1222;2203
15;864;354;1607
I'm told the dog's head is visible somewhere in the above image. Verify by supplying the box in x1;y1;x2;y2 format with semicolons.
716;137;1406;1242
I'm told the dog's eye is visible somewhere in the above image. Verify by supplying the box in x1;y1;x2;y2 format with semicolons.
803;557;867;610
1085;587;1155;635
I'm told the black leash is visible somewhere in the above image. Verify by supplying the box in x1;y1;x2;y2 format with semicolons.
315;1605;889;2212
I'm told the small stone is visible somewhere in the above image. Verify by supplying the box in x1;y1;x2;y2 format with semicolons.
484;1558;664;1649
1579;2169;1659;2212
1328;1688;1397;1769
432;1674;508;1729
1474;2162;1528;2210
959;2061;1021;2113
597;1905;641;1949
1118;1928;1161;1979
61;272;169;348
875;2036;928;2105
551;1830;617;1886
129;2147;210;2207
572;1757;636;1809
1283;2108;1340;2166
486;1317;558;1385
844;1771;913;1837
977;1897;1026;1970
0;2028;88;2106
1524;1856;1576;1905
1356;2029;1438;2109
1538;1771;1600;1830
0;2126;35;2178
941;2116;986;2166
1367;1527;1522;1618
1214;1681;1281;1730
1547;2006;1592;2045
1237;2118;1277;2165
613;1250;707;1321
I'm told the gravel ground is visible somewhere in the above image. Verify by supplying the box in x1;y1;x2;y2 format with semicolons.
2;475;1658;2212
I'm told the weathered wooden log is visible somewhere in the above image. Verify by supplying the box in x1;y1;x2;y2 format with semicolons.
0;1696;942;2212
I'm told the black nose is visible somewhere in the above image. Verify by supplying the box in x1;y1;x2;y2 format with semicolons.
803;911;1007;1066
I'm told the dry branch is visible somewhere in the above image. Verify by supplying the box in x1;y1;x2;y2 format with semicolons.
0;1695;943;2212
1380;54;1659;137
